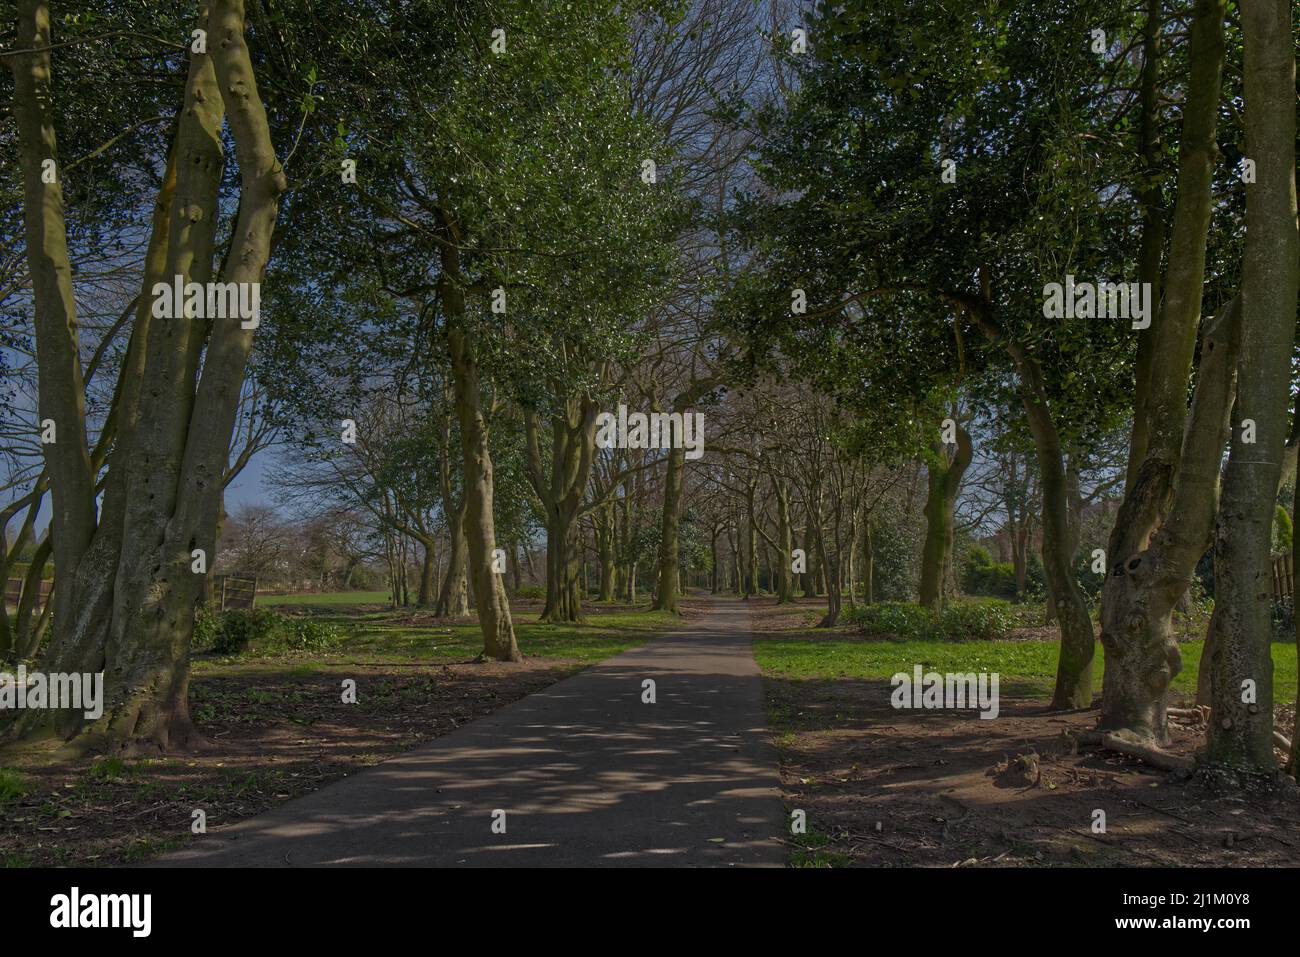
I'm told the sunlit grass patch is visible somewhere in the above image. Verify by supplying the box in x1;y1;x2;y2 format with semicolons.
755;637;1299;704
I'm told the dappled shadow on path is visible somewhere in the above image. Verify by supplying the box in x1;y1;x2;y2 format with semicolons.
156;601;785;868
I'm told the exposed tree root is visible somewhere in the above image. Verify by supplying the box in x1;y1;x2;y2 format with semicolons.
1163;709;1291;761
1070;729;1194;772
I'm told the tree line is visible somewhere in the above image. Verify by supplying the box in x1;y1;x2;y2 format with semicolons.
1;0;1297;785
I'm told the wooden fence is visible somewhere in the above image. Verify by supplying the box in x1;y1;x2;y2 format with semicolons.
1273;553;1293;600
4;577;52;612
213;575;258;611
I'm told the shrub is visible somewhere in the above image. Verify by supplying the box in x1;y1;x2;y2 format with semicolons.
513;584;545;601
1025;550;1047;598
1272;596;1293;640
965;561;1019;599
938;598;1017;641
961;545;1020;599
200;608;287;655
193;606;220;648
277;617;343;652
847;601;938;641
1073;548;1105;601
1274;505;1294;554
849;598;1018;642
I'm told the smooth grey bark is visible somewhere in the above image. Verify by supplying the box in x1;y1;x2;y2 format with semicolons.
1203;0;1298;774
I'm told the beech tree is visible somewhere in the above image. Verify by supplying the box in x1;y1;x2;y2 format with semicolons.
1097;0;1234;746
7;0;286;749
1203;0;1297;775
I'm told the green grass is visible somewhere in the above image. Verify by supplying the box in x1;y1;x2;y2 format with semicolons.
87;756;132;781
191;598;682;672
335;607;682;663
0;768;29;805
787;821;851;868
754;636;1300;704
258;590;390;609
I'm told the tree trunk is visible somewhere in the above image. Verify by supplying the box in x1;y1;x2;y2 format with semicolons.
819;551;843;627
7;0;285;752
525;397;598;623
747;514;760;598
651;444;686;612
1035;429;1094;709
436;512;470;616
444;275;520;661
1204;0;1297;773
597;505;617;601
1101;298;1240;743
435;400;470;617
417;539;437;607
774;478;795;602
1098;0;1229;742
919;428;972;610
1291;418;1300;777
1125;0;1169;486
863;519;875;605
708;525;719;594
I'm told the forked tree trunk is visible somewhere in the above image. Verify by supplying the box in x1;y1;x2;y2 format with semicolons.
7;0;285;752
1098;0;1228;742
525;397;598;623
436;515;469;617
1100;298;1239;743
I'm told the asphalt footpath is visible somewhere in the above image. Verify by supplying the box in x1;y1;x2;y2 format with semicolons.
156;597;786;867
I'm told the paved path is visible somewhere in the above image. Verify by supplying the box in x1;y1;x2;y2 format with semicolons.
158;597;785;867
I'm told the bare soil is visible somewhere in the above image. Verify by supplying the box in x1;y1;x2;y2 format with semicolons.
752;597;1300;867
